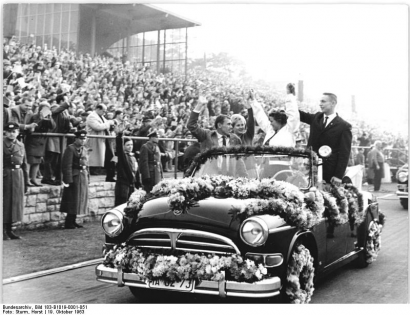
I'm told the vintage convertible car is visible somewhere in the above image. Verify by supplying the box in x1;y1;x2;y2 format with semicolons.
396;163;408;209
95;146;384;303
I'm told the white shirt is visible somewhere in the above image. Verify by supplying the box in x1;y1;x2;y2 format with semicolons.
216;131;229;147
323;113;337;128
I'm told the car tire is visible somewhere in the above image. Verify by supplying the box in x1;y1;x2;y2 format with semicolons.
355;248;369;268
279;244;315;304
400;198;408;209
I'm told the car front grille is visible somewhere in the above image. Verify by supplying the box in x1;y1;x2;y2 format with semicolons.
127;228;241;255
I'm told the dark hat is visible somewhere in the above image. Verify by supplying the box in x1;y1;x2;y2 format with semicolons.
4;122;19;131
147;128;158;138
142;116;152;123
80;111;89;117
123;137;132;144
74;130;87;139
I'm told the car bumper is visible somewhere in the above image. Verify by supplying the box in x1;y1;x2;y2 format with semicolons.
95;264;281;298
396;190;408;199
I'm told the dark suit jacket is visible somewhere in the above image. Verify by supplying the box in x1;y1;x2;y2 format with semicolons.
9;106;33;131
187;111;242;152
299;110;352;182
116;133;138;186
139;141;163;182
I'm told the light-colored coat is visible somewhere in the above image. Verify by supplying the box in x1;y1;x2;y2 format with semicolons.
251;95;300;147
86;111;111;167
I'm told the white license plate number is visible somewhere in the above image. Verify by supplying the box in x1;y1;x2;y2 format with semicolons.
148;279;194;292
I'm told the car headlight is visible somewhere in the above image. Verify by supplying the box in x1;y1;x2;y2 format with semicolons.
397;171;408;183
240;217;269;247
101;209;124;237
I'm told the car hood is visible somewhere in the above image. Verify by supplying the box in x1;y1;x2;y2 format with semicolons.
133;196;288;233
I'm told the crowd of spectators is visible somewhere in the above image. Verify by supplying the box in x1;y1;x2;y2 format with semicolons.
3;36;408;185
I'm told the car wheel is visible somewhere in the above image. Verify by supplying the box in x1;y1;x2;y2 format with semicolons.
400;198;408;209
355;247;369;268
280;244;315;304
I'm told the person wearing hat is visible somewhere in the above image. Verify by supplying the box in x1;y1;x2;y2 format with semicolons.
3;122;28;240
139;128;163;193
114;130;140;206
60;130;90;229
133;115;152;156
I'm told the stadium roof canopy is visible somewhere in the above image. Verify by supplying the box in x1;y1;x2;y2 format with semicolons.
84;3;200;33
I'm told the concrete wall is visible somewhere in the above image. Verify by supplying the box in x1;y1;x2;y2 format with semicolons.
17;182;116;230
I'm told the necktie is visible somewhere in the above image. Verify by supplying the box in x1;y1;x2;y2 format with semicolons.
222;136;227;146
322;116;328;129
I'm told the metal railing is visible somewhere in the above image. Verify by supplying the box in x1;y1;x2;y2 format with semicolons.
31;132;198;180
27;132;409;180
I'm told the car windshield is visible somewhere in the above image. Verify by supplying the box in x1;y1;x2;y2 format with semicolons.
193;154;312;189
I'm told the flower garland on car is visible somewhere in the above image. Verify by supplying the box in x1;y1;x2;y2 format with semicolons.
124;175;366;229
103;244;268;283
364;207;386;264
365;221;382;264
285;244;315;304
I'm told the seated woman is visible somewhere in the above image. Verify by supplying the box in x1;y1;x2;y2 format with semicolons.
231;100;256;177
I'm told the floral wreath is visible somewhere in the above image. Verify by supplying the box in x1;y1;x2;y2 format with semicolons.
365;220;383;264
285;244;315;304
103;244;268;284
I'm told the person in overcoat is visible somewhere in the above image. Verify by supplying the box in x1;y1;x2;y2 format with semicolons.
187;97;242;153
25;102;56;186
3;122;29;240
60;130;90;229
139;129;163;193
42;94;72;185
299;93;352;185
114;131;140;206
9;96;37;144
86;104;114;170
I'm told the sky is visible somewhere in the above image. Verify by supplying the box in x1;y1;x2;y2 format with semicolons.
154;3;408;135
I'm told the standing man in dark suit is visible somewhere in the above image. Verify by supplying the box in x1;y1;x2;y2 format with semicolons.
299;93;352;185
187;96;242;152
139;128;163;193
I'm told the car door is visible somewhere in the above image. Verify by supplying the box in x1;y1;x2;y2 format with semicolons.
325;218;350;266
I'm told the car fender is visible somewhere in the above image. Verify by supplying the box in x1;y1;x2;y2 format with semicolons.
286;230;318;268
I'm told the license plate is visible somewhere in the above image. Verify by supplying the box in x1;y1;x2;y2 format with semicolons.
148;279;194;292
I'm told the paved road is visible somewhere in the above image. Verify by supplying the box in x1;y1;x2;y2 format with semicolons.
3;191;408;304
